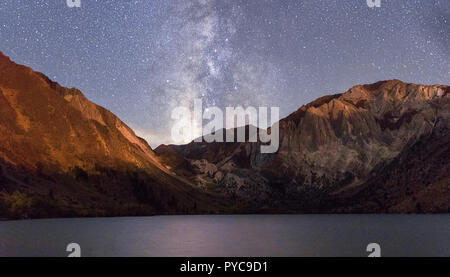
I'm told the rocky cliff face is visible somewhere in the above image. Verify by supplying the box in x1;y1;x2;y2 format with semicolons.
157;80;450;212
0;52;164;172
0;51;224;219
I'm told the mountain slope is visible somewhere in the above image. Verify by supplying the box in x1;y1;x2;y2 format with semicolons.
0;51;225;219
157;80;450;212
335;125;450;213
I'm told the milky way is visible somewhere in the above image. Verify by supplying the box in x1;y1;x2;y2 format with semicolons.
0;0;448;146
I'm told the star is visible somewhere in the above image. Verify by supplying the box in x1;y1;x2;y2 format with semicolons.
0;0;447;147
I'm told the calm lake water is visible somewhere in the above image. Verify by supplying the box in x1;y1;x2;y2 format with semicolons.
0;215;449;257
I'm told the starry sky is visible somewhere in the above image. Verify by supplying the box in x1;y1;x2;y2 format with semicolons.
0;0;449;147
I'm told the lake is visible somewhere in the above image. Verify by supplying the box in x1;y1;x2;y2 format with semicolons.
0;214;449;257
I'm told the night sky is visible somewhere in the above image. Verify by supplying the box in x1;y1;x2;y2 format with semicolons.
0;0;449;147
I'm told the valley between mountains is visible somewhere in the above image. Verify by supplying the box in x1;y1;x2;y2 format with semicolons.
0;51;448;219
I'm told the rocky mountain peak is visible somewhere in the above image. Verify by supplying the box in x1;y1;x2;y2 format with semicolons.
158;79;449;213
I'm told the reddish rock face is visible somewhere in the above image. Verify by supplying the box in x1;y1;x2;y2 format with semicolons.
0;51;164;172
0;51;224;219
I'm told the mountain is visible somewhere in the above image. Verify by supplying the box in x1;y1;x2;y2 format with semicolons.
0;51;225;219
156;80;450;213
1;50;448;219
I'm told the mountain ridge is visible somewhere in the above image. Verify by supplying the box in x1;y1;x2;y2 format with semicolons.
0;50;448;218
157;79;450;213
0;50;226;219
